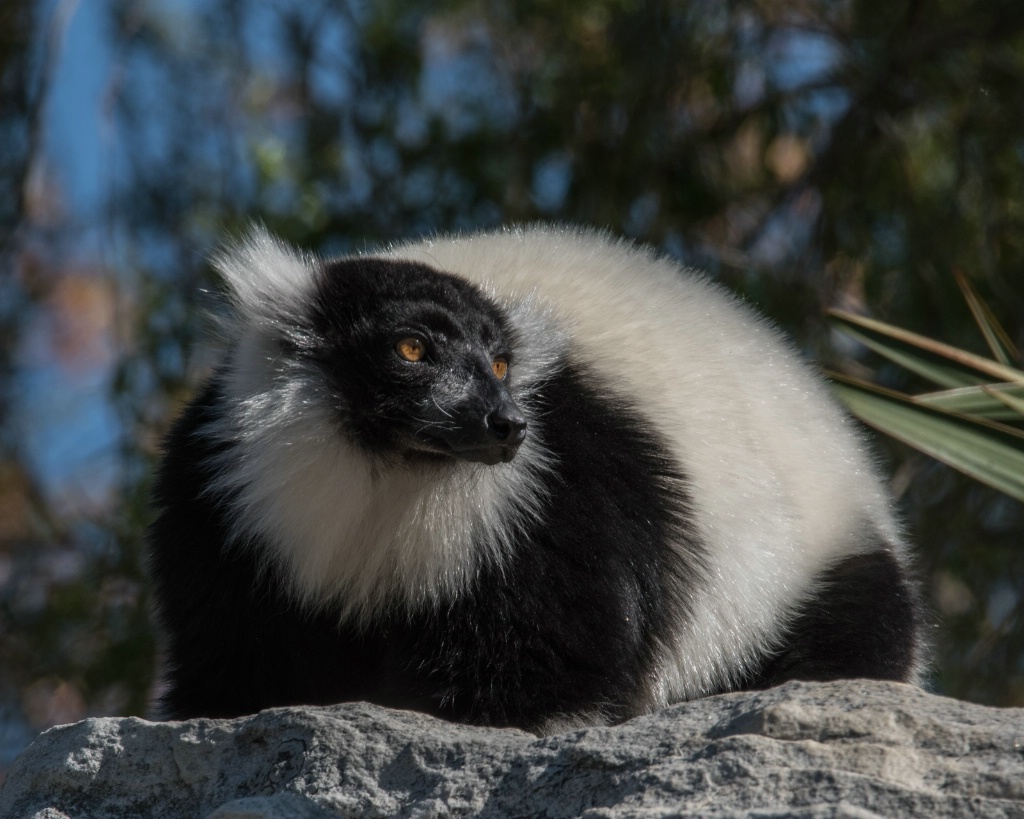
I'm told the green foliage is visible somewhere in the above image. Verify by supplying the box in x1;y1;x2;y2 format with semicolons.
830;277;1024;502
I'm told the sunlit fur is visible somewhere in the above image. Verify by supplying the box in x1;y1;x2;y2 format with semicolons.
150;224;925;728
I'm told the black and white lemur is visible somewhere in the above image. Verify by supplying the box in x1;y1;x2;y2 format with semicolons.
148;225;926;731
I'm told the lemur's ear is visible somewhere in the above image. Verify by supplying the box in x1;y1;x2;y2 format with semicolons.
213;224;318;327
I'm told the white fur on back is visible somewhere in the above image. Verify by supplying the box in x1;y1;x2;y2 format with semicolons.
389;225;907;702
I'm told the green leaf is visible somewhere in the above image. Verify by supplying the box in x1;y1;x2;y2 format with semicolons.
828;372;1024;503
828;309;1024;388
914;383;1024;422
983;384;1024;417
955;269;1021;366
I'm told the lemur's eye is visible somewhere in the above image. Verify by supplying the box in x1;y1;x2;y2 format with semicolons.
396;337;427;362
492;357;508;381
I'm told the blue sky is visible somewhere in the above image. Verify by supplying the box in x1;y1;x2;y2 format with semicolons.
17;0;120;508
43;0;111;234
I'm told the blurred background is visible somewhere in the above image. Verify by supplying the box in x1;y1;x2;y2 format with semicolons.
2;0;1023;774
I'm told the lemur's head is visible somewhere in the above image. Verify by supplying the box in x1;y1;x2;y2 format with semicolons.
304;257;527;465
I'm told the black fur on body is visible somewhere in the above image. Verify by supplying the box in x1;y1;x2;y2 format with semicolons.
148;227;926;731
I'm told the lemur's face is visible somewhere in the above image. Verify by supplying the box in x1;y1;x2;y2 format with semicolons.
305;257;526;465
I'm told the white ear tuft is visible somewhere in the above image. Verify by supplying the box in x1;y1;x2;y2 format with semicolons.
212;225;319;325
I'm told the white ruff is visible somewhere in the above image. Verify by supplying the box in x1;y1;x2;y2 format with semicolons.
207;230;563;619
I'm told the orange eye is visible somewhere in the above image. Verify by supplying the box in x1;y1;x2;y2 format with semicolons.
492;357;508;381
396;337;426;362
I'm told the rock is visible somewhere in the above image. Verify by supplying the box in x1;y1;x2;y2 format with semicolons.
2;680;1023;818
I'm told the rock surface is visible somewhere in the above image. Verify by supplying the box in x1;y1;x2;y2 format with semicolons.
2;680;1023;818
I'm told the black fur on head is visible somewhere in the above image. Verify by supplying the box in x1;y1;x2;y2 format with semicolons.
301;257;526;465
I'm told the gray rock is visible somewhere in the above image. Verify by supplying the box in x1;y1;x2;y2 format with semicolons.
2;680;1022;818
